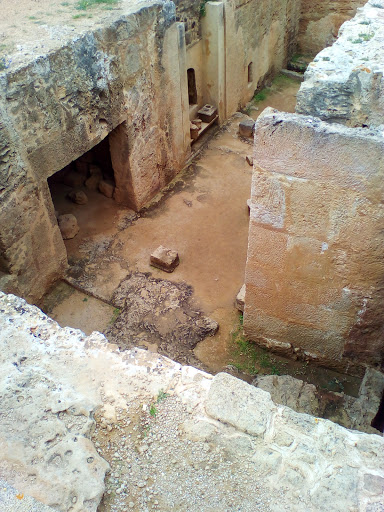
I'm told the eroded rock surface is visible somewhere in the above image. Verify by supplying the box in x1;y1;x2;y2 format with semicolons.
297;0;384;127
1;292;384;512
252;370;384;434
104;272;218;366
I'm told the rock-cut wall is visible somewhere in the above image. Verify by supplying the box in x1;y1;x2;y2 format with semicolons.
298;0;366;56
244;108;384;375
0;1;190;302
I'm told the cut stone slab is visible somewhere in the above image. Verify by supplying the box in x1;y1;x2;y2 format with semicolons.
98;180;115;199
239;119;255;138
58;214;79;239
235;284;246;312
67;189;88;205
150;246;179;273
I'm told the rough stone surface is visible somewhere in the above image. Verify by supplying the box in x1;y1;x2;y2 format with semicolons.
236;283;246;312
0;0;189;302
98;180;115;199
297;0;366;55
104;272;218;366
252;370;384;434
1;292;383;512
245;108;384;373
67;190;88;205
150;245;180;273
57;214;79;240
239;119;255;138
85;174;101;191
252;374;320;416
297;0;384;128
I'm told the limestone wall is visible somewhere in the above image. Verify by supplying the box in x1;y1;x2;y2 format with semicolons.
297;0;384;128
0;1;190;302
1;292;383;512
174;0;201;46
298;0;366;56
244;108;384;374
223;0;301;116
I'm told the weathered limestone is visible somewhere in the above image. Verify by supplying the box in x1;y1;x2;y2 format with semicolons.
1;292;383;512
252;369;384;434
67;190;88;205
297;0;384;127
298;0;366;56
0;1;190;302
150;246;180;273
238;119;255;138
58;214;79;240
244;108;384;374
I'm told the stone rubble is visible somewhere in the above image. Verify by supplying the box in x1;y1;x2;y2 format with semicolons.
57;214;79;240
0;292;383;512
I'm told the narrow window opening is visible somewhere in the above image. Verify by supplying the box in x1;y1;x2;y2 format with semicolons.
248;62;253;83
187;68;198;105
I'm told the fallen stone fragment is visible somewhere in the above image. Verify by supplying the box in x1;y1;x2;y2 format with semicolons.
99;180;115;198
89;164;103;177
195;316;219;337
67;189;88;205
190;123;199;141
58;214;79;239
246;155;253;166
239;119;255;138
150;246;179;273
235;284;246;312
192;118;202;129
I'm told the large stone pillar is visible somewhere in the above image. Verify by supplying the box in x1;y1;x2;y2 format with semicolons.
201;1;226;123
244;108;384;375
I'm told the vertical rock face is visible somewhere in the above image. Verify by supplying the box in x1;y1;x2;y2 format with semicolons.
0;1;190;302
297;0;366;56
297;1;384;128
244;108;384;373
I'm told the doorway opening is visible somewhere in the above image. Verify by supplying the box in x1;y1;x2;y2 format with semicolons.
47;135;118;247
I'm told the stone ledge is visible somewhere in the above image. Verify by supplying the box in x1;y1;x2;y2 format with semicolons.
0;292;383;511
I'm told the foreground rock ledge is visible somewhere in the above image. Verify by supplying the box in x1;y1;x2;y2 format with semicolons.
0;292;383;512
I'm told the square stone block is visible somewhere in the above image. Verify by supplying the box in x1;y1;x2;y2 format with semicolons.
150;246;179;273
